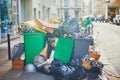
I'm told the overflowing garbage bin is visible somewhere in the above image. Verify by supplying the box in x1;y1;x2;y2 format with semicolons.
23;32;46;64
14;17;105;80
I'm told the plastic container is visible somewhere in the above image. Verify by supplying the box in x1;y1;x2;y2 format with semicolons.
23;33;46;64
72;38;91;59
54;37;74;63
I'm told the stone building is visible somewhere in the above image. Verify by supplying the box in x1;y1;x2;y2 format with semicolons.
57;0;84;19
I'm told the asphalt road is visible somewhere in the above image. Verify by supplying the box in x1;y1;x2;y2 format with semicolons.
93;22;120;76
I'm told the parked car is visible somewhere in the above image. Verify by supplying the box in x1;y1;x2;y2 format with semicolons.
113;15;120;25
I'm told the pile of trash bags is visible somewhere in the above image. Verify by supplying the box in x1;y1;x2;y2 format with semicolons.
53;17;93;38
19;17;103;80
34;54;103;80
32;38;102;80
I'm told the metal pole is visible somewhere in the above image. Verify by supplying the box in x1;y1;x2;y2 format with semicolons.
7;34;11;60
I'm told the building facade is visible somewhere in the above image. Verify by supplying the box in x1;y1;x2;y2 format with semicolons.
19;0;58;21
91;0;120;19
91;0;106;16
57;0;84;20
86;0;97;16
108;0;120;17
0;0;58;42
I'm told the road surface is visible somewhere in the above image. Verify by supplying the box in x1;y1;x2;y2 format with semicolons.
93;22;120;80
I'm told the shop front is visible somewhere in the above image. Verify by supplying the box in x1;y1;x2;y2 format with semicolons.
0;0;20;42
108;0;120;21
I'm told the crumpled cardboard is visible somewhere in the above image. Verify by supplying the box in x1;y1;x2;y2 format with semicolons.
34;19;55;33
40;44;48;59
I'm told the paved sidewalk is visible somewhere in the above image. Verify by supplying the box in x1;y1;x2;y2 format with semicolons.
0;35;55;80
0;36;23;80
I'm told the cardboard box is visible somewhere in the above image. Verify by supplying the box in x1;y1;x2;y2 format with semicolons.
34;19;54;33
12;59;24;69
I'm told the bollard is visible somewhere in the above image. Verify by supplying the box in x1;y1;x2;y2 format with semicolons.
7;34;11;60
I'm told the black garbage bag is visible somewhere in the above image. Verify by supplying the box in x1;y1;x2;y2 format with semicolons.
45;33;56;58
45;33;56;43
49;59;62;73
54;18;80;38
37;64;51;74
53;28;61;37
47;43;55;58
70;58;87;80
50;59;76;80
87;67;101;80
49;59;63;79
85;59;102;80
61;18;79;34
70;58;81;67
57;65;76;80
11;43;24;59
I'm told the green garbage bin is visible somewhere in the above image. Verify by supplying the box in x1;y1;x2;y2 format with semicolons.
23;33;46;64
54;37;74;63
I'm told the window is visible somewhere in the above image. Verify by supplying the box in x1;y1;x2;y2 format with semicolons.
64;0;68;7
38;11;40;19
74;0;77;7
64;9;69;18
75;9;79;17
34;8;36;19
51;0;56;6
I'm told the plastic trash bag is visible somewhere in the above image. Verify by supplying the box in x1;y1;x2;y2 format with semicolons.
84;59;103;80
59;65;76;80
50;59;76;80
54;18;80;37
34;55;45;71
34;55;51;74
11;43;24;59
70;58;82;67
34;55;46;66
49;59;62;73
25;64;36;72
70;58;87;80
61;18;79;34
